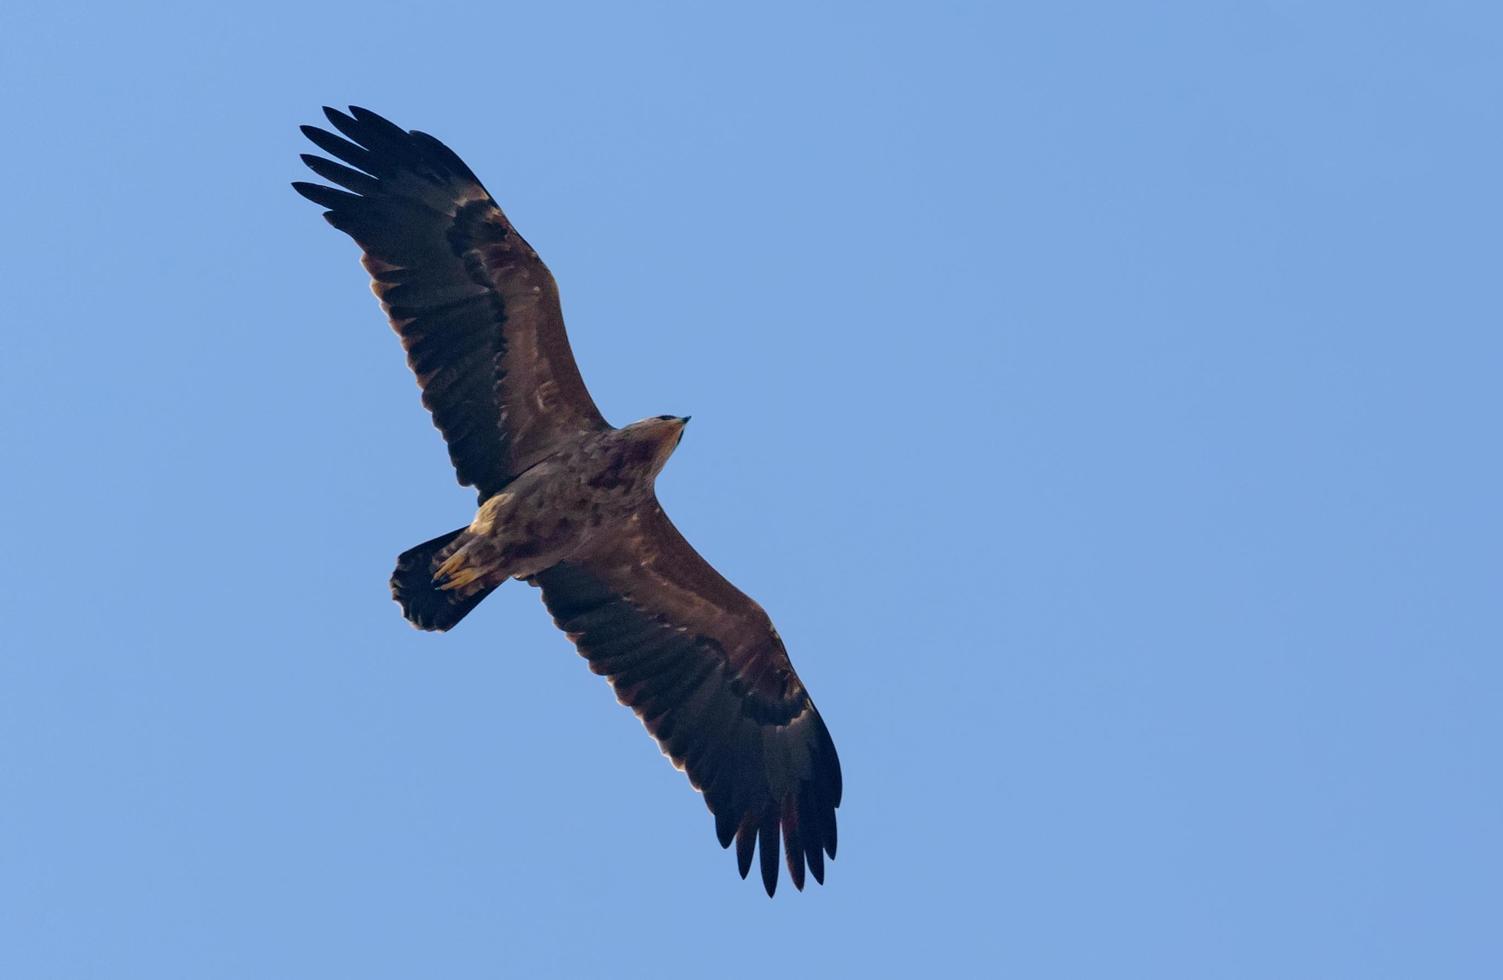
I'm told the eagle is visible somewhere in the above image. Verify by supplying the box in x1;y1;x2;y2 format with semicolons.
293;107;841;895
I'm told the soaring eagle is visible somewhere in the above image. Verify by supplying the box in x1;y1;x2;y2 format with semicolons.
293;107;840;895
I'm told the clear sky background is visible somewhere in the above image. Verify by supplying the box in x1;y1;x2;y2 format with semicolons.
2;2;1499;977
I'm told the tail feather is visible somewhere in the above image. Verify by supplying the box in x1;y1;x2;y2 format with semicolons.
391;527;498;631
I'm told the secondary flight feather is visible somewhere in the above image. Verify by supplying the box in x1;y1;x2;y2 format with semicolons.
293;106;841;895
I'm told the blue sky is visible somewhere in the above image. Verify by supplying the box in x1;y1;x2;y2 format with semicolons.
2;1;1499;976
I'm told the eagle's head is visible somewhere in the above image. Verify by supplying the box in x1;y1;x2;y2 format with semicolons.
625;415;691;474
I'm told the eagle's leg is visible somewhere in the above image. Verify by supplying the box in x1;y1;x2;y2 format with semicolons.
432;492;517;595
433;553;488;591
390;493;518;632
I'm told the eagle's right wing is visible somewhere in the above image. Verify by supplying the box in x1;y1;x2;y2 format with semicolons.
294;106;608;500
531;500;842;896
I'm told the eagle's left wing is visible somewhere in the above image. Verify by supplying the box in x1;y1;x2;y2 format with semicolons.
293;107;607;500
531;501;842;896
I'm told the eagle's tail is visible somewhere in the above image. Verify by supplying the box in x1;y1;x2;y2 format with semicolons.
390;527;498;631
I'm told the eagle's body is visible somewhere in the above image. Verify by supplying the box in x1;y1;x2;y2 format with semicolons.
294;107;840;896
419;418;685;599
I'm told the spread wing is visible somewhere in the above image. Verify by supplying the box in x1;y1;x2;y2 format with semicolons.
531;501;842;896
294;106;608;500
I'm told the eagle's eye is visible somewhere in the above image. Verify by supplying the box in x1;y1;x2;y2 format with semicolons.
655;414;675;421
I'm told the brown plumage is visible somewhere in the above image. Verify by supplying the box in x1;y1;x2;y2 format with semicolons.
294;107;840;895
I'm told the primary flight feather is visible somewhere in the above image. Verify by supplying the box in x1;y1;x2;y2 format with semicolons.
293;106;841;895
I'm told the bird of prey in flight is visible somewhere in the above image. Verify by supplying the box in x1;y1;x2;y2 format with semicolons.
293;107;841;895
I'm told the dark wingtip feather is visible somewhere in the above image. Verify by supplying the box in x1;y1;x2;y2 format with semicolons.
291;180;357;210
758;813;780;897
800;789;826;885
806;841;825;885
826;731;844;807
714;806;738;849
349;104;407;137
301;125;373;172
782;797;806;892
735;822;756;880
322;106;372;148
322;105;355;128
300;154;379;195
